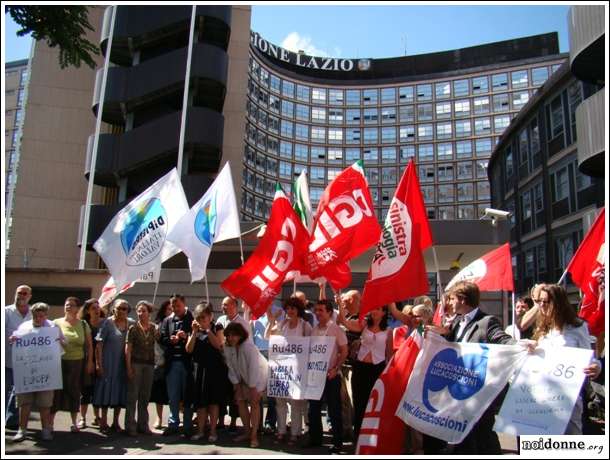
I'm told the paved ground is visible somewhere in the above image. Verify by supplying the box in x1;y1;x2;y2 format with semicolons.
3;404;518;456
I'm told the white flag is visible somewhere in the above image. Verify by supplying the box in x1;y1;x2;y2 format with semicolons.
93;168;188;288
166;162;241;282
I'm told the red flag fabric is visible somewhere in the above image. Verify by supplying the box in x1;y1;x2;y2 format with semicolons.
445;243;514;292
98;277;135;308
432;301;444;327
360;160;431;318
221;186;310;318
307;161;381;289
356;329;423;455
568;208;605;336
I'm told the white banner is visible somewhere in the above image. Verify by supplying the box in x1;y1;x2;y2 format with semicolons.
12;328;63;394
267;336;334;400
396;333;526;443
494;345;593;435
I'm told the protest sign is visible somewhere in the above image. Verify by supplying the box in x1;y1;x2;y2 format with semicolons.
494;345;593;435
12;327;63;394
267;335;334;400
396;333;525;443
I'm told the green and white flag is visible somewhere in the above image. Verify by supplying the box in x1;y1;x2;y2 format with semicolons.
292;169;313;234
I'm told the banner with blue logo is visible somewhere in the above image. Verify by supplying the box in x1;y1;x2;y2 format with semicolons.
395;333;526;443
93;168;189;288
166;162;241;282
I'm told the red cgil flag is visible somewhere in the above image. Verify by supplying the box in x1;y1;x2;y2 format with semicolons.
359;160;432;318
221;185;310;318
307;160;381;290
356;328;423;455
445;243;514;293
567;207;605;336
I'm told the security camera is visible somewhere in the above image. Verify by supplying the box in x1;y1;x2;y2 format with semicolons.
483;208;510;219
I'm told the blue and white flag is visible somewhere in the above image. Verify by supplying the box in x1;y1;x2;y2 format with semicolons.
167;162;241;282
395;333;526;444
93;168;188;288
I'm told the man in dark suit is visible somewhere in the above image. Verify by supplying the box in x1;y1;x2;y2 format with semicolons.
444;281;515;455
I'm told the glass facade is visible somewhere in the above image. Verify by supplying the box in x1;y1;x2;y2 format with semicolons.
243;44;564;221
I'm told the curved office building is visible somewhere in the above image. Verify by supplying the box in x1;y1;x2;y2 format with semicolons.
242;31;567;223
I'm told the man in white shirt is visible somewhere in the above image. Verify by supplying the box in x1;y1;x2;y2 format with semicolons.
306;299;348;454
5;285;33;429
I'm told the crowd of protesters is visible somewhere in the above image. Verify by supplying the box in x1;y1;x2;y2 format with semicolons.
4;280;604;453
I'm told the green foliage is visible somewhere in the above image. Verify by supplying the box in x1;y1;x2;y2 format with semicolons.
7;6;100;69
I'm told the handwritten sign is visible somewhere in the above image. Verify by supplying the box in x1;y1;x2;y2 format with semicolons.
495;345;593;435
12;327;63;394
267;336;334;400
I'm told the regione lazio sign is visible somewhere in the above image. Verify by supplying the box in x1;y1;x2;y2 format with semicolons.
250;31;370;72
396;333;526;443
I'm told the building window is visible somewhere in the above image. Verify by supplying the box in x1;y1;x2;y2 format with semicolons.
437;164;454;181
363;148;379;163
435;82;451;99
329;89;344;105
295;104;309;121
346;128;361;144
311;106;326;123
456;140;472;158
269;94;280;112
438;206;455;220
417;104;433;121
436;102;451;119
364;108;379;124
364;128;379;144
294;144;308;161
457;161;473;179
455;119;471;137
458;205;475;219
418;124;433;141
279;141;292;158
525;249;535;277
418;144;434;162
312;88;327;103
363;89;378;105
381;127;396;143
399;125;415;142
310;146;326;163
493;93;509;112
416;84;432;101
568;82;582;140
282;80;295;98
473;96;490;114
493;115;511;134
328;148;343;164
476;181;490;200
382;167;397;184
533;182;544;212
328;128;343;143
475;138;492;157
346;148;360;162
270;74;281;93
549;95;564;139
267;157;278;176
476;160;488;179
511;70;528;89
346;89;360;105
346;109;361;124
531;67;549;86
280;120;294;138
311;126;326;143
399;86;414;103
328;168;342;181
552;167;569;201
454;99;470;118
505;148;514;179
279;161;292;179
519;129;529;166
268;136;279;155
281;100;294;118
438;184;454;203
329;108;343;124
400;145;415;161
437;142;453;160
512;91;529;110
381;88;396;104
419;165;435;182
381;107;396;123
529;117;540;154
472;76;489;94
453;79;469;97
295;123;308;141
399;105;415;122
310;166;325;183
555;235;574;273
492;73;508;91
474;117;491;135
421;186;435;204
366;168;379;185
382;147;396;163
296;85;310;102
457;183;474;201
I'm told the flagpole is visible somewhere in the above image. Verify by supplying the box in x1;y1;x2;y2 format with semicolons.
431;247;444;295
511;291;516;338
79;5;117;269
152;280;160;306
204;275;210;303
556;268;568;286
176;5;197;177
293;278;297;295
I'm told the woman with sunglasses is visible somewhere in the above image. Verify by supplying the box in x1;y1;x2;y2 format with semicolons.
265;297;312;445
532;284;601;434
93;298;135;433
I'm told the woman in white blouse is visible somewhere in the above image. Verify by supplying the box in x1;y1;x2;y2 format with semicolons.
265;297;312;444
223;321;268;448
532;284;601;435
338;305;393;438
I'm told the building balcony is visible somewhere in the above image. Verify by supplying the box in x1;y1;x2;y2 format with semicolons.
575;87;605;178
568;6;605;84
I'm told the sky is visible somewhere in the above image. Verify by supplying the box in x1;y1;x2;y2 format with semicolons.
4;4;571;63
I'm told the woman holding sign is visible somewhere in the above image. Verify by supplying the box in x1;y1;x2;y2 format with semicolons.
224;321;268;448
265;297;312;445
532;284;601;435
9;302;65;442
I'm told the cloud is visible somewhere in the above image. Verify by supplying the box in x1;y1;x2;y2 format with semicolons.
280;32;339;58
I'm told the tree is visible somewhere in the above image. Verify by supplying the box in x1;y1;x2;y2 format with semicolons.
6;6;100;69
